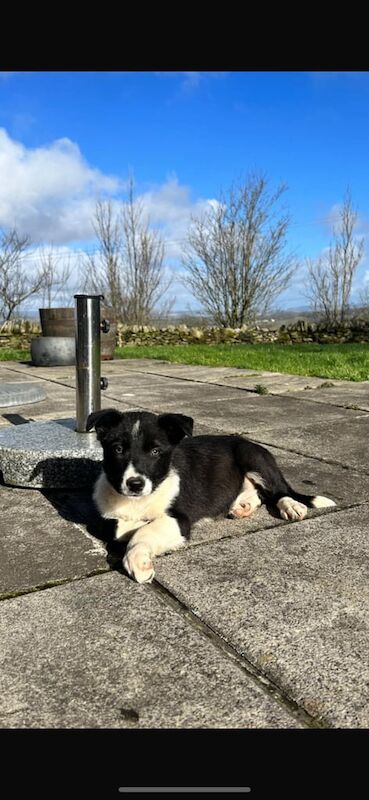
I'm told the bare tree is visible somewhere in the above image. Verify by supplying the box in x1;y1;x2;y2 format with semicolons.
82;199;126;317
121;179;173;324
82;181;173;324
181;175;295;327
306;191;364;325
357;282;369;320
38;245;75;307
0;228;45;327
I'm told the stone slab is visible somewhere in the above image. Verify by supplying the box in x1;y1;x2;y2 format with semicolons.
141;391;358;432
288;383;369;412
104;376;242;409
0;571;302;728
0;360;132;381
254;415;369;473
154;505;369;728
105;362;369;414
0;371;49;383
122;363;265;382
0;485;108;596
265;443;369;505
119;359;268;380
220;374;348;393
0;386;134;428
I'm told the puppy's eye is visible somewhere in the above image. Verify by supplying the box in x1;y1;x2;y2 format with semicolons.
150;447;161;457
114;444;124;455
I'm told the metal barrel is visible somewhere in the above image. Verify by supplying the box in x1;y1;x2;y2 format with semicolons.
74;294;103;432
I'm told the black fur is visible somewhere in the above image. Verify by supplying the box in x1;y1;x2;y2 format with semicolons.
169;435;321;537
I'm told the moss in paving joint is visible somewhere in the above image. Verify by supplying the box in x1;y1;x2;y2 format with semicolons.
0;567;110;602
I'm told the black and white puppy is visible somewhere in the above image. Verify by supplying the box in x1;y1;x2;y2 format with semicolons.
87;408;336;584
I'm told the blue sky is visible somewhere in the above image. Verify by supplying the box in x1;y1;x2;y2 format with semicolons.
1;70;369;313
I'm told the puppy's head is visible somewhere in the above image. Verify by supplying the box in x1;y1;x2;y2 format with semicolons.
87;408;193;498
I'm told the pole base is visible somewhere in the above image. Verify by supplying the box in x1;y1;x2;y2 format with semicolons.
0;418;103;488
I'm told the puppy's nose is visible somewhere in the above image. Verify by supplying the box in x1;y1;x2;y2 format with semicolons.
126;476;145;493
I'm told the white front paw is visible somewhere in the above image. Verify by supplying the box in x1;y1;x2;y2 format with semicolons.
277;497;307;521
123;543;155;584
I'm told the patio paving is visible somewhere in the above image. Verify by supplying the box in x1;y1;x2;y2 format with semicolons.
0;357;368;730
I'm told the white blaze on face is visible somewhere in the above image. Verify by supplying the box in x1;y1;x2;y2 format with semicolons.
131;420;140;438
121;461;153;497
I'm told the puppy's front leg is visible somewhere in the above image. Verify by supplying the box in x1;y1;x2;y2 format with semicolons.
123;514;186;584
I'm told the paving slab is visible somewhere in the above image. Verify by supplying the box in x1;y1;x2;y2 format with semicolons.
118;360;255;382
106;377;242;409
0;387;133;427
0;571;302;728
106;361;369;413
142;391;359;432
0;360;140;381
118;359;299;383
154;504;369;728
264;444;369;505
0;485;108;597
220;374;360;394
117;359;367;396
0;370;49;383
255;415;369;473
287;383;369;412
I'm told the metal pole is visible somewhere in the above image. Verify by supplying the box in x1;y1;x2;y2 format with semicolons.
74;294;102;433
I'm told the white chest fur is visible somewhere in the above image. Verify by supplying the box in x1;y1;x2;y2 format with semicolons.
93;469;180;523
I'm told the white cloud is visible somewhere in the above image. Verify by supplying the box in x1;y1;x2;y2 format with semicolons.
0;129;218;262
0;129;121;243
137;175;217;259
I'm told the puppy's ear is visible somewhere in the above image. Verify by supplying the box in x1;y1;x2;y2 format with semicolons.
157;413;194;445
86;408;123;439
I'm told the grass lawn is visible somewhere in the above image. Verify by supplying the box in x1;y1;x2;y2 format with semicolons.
0;348;30;361
115;343;369;382
1;342;368;381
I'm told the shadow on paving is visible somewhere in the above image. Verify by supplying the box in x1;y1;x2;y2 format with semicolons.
41;486;128;571
41;478;285;566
